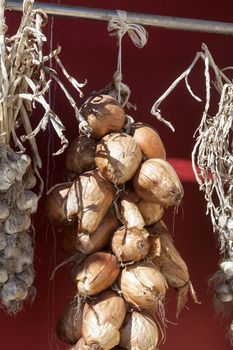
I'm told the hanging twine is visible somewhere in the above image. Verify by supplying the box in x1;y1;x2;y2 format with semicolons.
108;10;148;106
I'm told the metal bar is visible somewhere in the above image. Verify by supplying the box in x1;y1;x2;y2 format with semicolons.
6;0;233;36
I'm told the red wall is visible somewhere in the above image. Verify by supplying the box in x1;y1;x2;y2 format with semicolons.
2;1;233;349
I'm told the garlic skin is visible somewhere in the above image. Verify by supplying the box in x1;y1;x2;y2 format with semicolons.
219;260;233;280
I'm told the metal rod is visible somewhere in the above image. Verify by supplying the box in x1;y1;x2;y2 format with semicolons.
6;0;233;36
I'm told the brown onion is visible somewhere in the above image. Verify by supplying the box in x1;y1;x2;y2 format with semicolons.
72;338;91;350
76;211;118;255
61;210;118;256
65;136;96;179
120;195;145;230
133;158;184;207
111;227;150;263
82;290;126;350
149;221;199;317
130;122;166;160
81;94;126;139
56;299;83;344
120;311;159;350
95;133;142;185
45;183;71;224
118;261;167;311
75;252;120;296
137;200;164;226
66;170;114;233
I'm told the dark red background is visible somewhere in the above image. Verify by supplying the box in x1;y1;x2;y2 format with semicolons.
2;1;233;349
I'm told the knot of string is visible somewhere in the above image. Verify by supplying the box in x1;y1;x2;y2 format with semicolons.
108;10;148;106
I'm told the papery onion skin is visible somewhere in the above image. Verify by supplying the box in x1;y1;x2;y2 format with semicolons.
76;210;118;255
95;133;142;185
62;210;118;256
133;158;184;207
66;170;115;233
65;136;96;178
75;252;120;296
56;299;83;344
72;337;91;350
45;183;71;224
148;222;189;288
118;261;168;311
81;94;126;139
111;227;150;263
120;311;159;350
120;195;145;230
82;290;126;350
130;122;166;160
137;200;164;226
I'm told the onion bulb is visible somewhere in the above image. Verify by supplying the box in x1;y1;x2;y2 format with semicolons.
56;299;83;344
137;200;164;226
65;136;96;178
120;195;145;230
72;338;91;350
130;122;166;160
62;210;118;255
76;210;118;255
95;133;142;185
66;170;114;233
82;290;126;350
120;311;159;350
75;252;120;296
133;158;184;207
118;261;167;311
149;221;199;317
46;183;71;224
111;227;150;263
81;94;126;139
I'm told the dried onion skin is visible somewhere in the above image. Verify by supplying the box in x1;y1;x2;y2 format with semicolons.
82;290;126;350
133;158;184;207
111;227;150;263
56;299;83;344
137;200;164;226
81;94;126;139
130;122;166;160
75;252;120;296
120;310;159;350
118;261;168;311
65;136;96;178
66;170;115;233
95;133;142;185
45;183;71;224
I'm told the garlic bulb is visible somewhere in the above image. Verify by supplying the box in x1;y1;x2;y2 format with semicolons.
82;290;126;350
75;252;120;296
120;311;159;350
0;231;7;251
219;260;233;279
16;190;38;214
95;133;142;185
0;202;10;221
4;212;31;234
1;278;28;313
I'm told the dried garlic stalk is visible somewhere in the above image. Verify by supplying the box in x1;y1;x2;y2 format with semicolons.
0;0;86;314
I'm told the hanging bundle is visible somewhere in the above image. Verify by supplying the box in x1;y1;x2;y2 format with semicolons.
150;43;233;341
48;10;198;350
0;0;86;313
